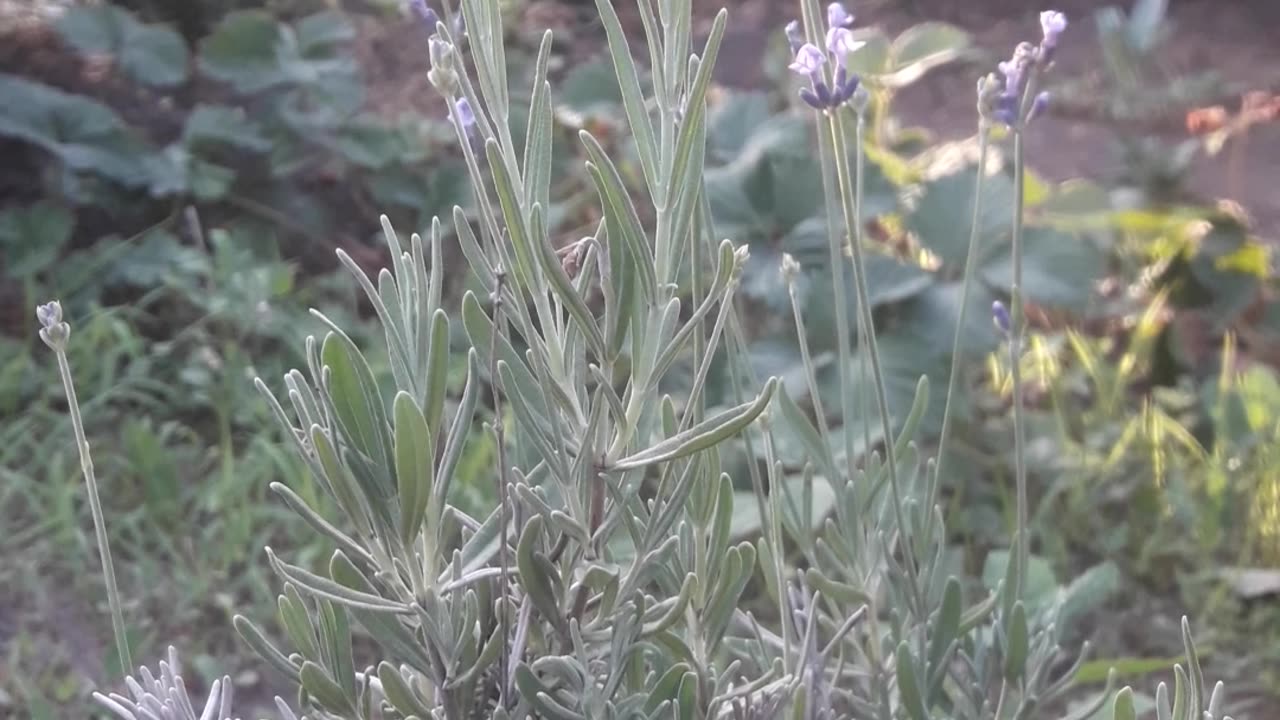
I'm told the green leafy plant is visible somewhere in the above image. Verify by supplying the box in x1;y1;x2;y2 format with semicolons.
46;1;1257;719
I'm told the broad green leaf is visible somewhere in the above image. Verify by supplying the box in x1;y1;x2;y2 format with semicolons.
199;11;288;93
843;28;891;77
730;475;835;541
909;165;1015;269
884;22;969;87
981;228;1105;312
57;5;188;87
982;550;1057;613
0;203;74;277
556;57;623;124
0;73;151;185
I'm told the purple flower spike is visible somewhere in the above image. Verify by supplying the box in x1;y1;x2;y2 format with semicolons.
789;43;827;76
826;27;865;67
992;301;1011;335
799;87;824;110
1040;10;1067;48
827;2;855;29
785;20;805;54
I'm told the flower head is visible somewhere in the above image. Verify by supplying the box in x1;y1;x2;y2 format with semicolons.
409;0;439;30
1040;10;1067;47
826;27;865;67
789;43;827;76
36;300;69;351
785;20;805;54
827;2;855;29
36;300;61;329
992;301;1011;335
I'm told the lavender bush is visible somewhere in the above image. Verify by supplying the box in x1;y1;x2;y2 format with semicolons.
48;1;1241;719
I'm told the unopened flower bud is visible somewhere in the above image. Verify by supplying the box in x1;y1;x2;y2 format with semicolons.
428;36;459;94
36;300;62;329
780;253;802;284
37;301;70;351
408;0;439;31
992;300;1011;335
785;20;805;55
827;2;854;30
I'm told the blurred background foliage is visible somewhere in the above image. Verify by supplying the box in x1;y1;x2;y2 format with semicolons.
1;0;1278;716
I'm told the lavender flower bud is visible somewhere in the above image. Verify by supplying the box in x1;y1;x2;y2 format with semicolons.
799;87;824;110
780;253;802;284
789;43;827;76
408;0;439;31
826;27;865;68
827;2;854;29
992;301;1011;335
36;300;62;329
36;301;70;351
428;36;459;94
785;20;805;55
814;80;833;107
1039;10;1067;49
455;97;476;129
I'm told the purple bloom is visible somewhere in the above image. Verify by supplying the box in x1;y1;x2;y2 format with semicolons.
827;2;854;29
785;20;805;54
455;97;475;128
992;301;1011;335
799;87;824;110
409;0;439;30
1039;10;1067;48
36;300;62;329
789;43;827;76
826;27;865;67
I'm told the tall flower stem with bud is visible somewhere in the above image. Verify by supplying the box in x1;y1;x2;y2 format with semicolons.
826;110;922;614
1009;127;1030;595
37;302;132;674
929;118;990;546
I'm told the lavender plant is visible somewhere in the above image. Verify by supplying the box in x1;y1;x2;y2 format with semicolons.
74;1;1239;719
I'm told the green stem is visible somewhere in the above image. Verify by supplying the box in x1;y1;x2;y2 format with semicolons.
1010;130;1029;597
828;109;920;611
55;349;132;675
929;121;989;543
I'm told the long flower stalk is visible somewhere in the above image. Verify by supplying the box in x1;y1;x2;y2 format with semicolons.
37;302;132;674
928;120;990;549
